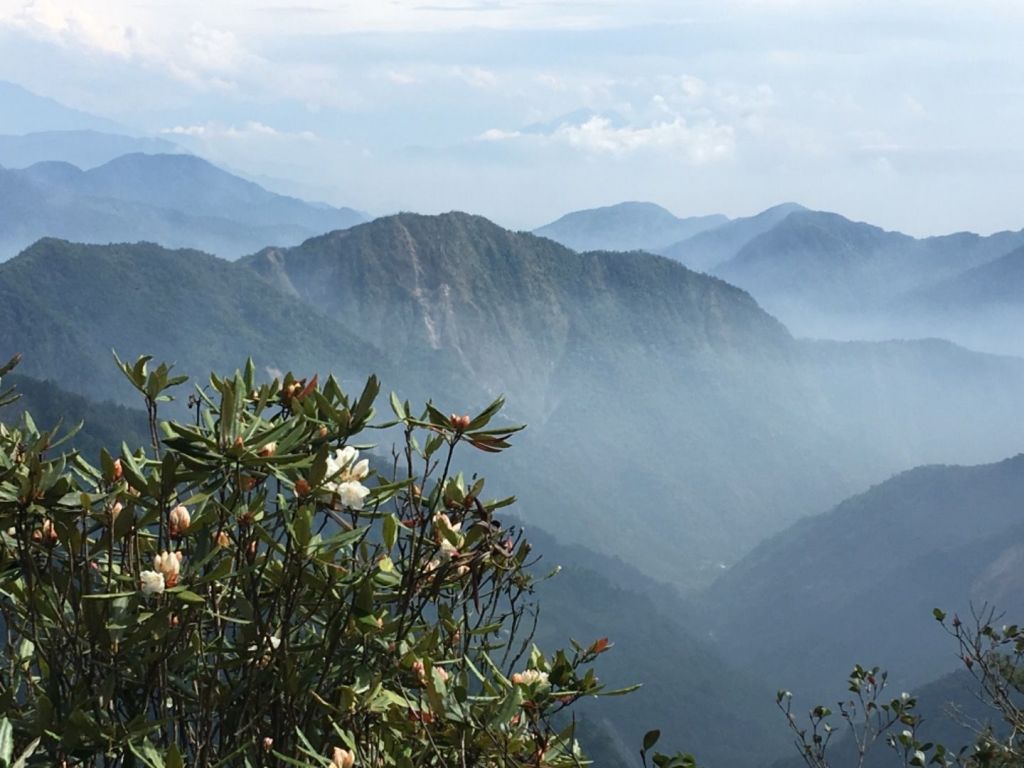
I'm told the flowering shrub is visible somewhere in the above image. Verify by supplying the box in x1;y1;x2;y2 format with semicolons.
0;353;646;766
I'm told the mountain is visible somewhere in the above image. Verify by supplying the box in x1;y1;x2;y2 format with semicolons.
0;238;388;401
0;80;123;134
242;212;1024;587
660;202;805;272
702;454;1024;707
0;130;184;170
0;154;366;260
533;201;727;252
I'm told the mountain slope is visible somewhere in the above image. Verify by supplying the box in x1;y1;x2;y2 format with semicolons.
0;238;389;401
533;202;727;252
702;454;1024;706
660;202;806;272
0;155;365;260
245;211;789;413
0;130;184;170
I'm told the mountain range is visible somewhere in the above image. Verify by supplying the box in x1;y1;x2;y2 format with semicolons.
544;200;1024;357
0;153;365;260
5;213;1024;590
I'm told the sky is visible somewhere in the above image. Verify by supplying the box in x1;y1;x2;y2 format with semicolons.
1;0;1023;234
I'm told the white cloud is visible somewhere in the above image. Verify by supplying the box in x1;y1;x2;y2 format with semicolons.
477;128;522;141
553;115;735;161
478;113;735;163
162;121;318;141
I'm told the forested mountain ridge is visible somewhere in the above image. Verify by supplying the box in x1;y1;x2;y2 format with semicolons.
0;238;388;400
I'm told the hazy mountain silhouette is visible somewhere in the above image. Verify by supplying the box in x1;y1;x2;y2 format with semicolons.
0;154;365;259
660;202;806;272
534;201;727;252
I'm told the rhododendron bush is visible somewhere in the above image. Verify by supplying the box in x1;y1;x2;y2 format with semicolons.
0;353;659;767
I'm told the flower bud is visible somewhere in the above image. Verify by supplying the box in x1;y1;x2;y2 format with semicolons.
262;737;274;753
450;414;471;432
39;519;58;546
259;442;277;458
110;501;123;525
112;458;123;481
153;550;183;587
168;505;191;537
295;477;311;497
331;747;355;768
214;530;231;548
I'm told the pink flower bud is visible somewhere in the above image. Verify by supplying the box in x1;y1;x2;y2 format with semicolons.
168;505;191;537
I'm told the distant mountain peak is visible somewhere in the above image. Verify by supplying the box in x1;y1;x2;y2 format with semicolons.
533;201;728;252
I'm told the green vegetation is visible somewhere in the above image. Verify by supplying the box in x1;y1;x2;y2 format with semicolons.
0;352;701;766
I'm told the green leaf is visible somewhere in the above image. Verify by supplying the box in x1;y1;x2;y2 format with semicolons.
383;514;398;550
10;737;40;768
175;590;205;604
488;686;523;728
643;729;661;752
0;717;13;767
165;743;184;768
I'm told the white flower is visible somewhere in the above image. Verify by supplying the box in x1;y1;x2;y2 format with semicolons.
336;481;370;510
140;570;165;596
323;447;371;509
